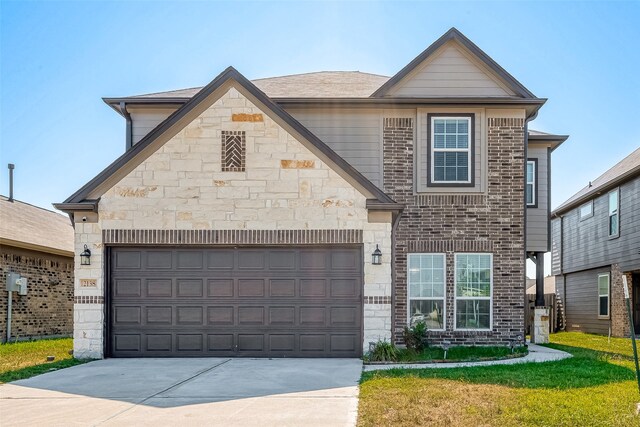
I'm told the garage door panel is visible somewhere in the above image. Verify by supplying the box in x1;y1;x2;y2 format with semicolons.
207;250;234;269
176;306;203;324
147;251;173;269
269;279;295;297
238;279;265;297
208;279;234;297
113;279;142;297
176;251;204;269
147;279;173;297
177;279;204;297
109;246;362;357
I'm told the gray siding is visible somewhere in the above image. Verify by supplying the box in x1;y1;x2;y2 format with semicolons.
526;146;549;252
387;43;515;98
286;108;383;187
130;108;176;144
552;175;640;274
563;266;611;335
551;218;562;275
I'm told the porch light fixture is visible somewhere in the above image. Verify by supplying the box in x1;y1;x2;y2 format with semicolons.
371;245;382;265
80;245;92;266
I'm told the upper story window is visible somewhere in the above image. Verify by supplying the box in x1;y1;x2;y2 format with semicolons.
608;189;619;237
526;159;537;207
428;115;474;186
579;201;593;220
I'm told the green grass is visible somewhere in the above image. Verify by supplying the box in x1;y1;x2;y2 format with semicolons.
366;345;528;363
0;338;89;383
358;332;640;426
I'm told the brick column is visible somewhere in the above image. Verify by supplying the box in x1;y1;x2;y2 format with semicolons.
611;264;632;337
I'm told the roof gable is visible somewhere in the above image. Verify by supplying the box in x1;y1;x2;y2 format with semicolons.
56;67;397;210
372;28;535;98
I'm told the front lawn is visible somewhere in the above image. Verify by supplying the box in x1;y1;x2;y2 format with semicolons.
358;332;640;426
0;338;89;383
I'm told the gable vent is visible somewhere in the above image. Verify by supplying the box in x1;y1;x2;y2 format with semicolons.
221;130;246;172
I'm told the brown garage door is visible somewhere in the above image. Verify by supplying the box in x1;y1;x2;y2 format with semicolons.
108;246;363;357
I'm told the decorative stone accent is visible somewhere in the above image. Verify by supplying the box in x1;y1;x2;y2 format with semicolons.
384;114;526;346
365;296;392;304
221;130;246;172
532;307;550;344
280;160;315;169
232;113;263;122
102;229;363;245
0;249;73;341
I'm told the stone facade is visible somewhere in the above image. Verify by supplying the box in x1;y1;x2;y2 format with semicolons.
383;115;526;346
0;246;73;341
72;86;392;358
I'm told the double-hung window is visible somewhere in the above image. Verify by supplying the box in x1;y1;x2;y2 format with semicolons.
408;254;445;330
598;273;610;318
526;160;536;206
455;253;492;330
430;116;473;185
608;189;619;237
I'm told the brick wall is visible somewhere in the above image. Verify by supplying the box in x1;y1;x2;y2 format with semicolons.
611;265;632;337
383;115;526;346
0;246;73;341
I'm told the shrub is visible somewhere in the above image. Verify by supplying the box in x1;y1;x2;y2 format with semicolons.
403;321;429;351
368;340;399;362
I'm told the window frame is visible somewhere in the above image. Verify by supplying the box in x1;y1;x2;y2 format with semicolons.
407;253;446;331
608;188;620;238
579;200;593;221
597;273;610;319
454;253;493;331
526;159;538;208
427;114;475;187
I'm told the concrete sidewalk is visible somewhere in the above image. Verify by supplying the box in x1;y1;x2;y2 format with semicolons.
363;343;571;371
0;358;362;427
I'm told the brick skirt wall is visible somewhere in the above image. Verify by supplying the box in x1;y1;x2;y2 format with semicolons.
0;247;74;341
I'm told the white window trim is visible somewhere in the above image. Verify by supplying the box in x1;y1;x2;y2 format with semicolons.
454;253;493;331
430;116;472;184
407;253;446;331
598;273;610;319
526;160;536;206
608;188;620;238
579;200;593;221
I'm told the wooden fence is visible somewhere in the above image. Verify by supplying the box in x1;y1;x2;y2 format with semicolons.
525;293;557;335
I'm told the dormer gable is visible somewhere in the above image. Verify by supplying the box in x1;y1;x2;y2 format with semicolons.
372;28;535;99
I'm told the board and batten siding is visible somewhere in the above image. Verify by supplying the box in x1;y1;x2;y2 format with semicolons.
386;42;516;98
562;266;612;335
526;146;549;252
551;175;640;275
130;108;176;144
286;108;384;187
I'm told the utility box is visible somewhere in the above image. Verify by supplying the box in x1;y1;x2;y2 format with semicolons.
6;272;27;295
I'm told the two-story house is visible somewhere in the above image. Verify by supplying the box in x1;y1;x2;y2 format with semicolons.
55;28;567;358
551;147;640;337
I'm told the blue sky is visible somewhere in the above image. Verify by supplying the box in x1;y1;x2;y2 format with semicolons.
1;0;639;215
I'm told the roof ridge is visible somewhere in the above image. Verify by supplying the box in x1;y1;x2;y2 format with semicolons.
130;86;203;98
252;70;390;81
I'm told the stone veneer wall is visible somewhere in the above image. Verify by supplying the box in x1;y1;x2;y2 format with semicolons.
383;116;526;346
73;86;392;358
0;246;73;341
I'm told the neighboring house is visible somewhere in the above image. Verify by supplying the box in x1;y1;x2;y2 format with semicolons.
0;195;74;341
525;276;556;295
551;147;640;337
55;28;567;359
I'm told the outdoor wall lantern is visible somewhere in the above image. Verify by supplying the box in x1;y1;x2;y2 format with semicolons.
80;245;92;266
372;245;382;265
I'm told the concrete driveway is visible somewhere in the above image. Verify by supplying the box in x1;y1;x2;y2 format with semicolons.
0;358;362;426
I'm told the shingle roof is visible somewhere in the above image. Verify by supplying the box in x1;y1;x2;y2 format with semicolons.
126;71;390;100
0;196;74;256
553;146;640;215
